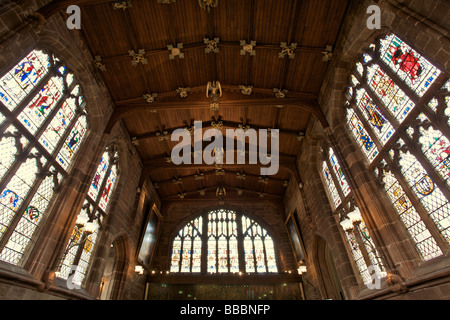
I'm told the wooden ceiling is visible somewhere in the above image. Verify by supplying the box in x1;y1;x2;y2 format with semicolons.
69;0;349;202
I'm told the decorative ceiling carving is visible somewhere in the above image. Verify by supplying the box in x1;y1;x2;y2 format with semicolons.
63;0;350;202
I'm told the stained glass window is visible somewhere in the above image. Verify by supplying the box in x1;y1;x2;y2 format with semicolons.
0;49;88;267
56;146;119;286
320;146;386;285
379;34;441;97
346;108;379;162
169;209;278;274
342;215;387;286
322;161;341;208
170;216;202;273
329;148;351;197
344;33;449;261
322;147;352;209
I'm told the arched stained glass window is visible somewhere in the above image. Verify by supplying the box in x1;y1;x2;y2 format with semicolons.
170;209;278;274
0;49;87;266
321;147;386;284
56;146;118;287
345;33;450;261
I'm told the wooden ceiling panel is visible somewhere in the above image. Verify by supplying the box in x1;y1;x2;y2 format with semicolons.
141;55;181;93
250;49;285;89
215;0;252;42
171;0;209;44
80;4;132;57
216;46;248;86
254;0;296;44
179;47;214;87
101;59;148;101
75;0;349;200
284;52;327;93
293;0;348;47
127;1;173;49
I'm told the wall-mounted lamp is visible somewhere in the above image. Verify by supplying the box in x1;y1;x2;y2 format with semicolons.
297;265;307;275
135;265;144;275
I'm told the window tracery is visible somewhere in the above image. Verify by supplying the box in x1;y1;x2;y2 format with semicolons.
0;49;87;266
56;146;119;287
170;209;278;274
344;33;449;261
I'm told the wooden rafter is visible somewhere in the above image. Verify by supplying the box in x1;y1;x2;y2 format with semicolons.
104;85;328;133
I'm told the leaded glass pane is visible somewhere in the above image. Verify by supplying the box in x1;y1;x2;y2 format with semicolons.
88;152;109;201
0;50;51;111
358;219;386;279
379;34;441;97
254;237;266;273
322;161;341;208
329;148;351;197
56;201;92;280
380;168;442;260
39;99;76;154
0;170;59;264
170;237;182;273
57;114;87;170
170;216;202;273
244;238;255;273
180;236;192;273
355;88;394;145
0;152;41;240
427;97;438;113
74;218;100;286
99;164;117;211
0;125;28;183
218;235;228;272
417;116;450;186
207;238;216;273
18;76;65;135
191;239;202;273
346;108;379;162
264;236;278;273
366;63;415;122
229;237;239;273
344;230;371;284
396;145;450;245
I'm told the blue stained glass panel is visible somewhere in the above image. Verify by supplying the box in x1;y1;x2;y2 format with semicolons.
0;50;51;111
346;108;379;162
18;76;65;135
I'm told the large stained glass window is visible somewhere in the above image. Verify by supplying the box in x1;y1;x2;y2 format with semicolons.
56;146;118;287
169;209;278;274
0;49;88;266
321;146;386;285
345;33;450;261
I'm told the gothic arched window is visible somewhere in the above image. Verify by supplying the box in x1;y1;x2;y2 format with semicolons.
0;49;87;266
170;209;278;274
345;33;450;261
321;147;386;286
56;146;118;287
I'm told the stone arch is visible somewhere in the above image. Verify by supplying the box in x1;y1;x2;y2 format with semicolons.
311;235;346;300
99;234;131;300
